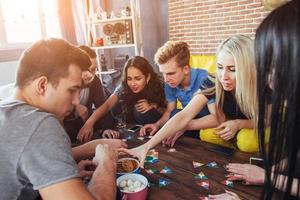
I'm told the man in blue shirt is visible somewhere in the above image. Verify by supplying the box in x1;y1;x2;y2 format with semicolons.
139;41;215;145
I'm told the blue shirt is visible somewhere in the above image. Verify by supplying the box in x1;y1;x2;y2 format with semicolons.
164;68;214;108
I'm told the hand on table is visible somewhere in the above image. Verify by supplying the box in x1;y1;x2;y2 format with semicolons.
225;163;265;185
135;99;153;113
162;130;184;147
119;144;149;168
102;129;120;139
139;123;159;136
208;190;240;200
77;159;96;179
77;122;94;143
214;120;240;141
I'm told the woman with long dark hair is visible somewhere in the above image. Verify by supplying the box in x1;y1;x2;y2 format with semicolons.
209;0;300;199
78;56;166;142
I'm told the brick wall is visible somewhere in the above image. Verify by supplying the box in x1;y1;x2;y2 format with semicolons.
168;0;270;55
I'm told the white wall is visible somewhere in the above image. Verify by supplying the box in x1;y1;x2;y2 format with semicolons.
0;61;18;86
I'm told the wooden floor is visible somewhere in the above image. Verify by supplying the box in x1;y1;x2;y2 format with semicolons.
122;129;262;200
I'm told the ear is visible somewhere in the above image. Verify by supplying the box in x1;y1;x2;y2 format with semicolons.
35;76;49;95
146;74;151;84
183;65;190;75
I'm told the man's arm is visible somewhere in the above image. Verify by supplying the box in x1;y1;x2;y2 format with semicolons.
40;144;117;200
72;139;127;162
39;179;96;200
89;144;117;200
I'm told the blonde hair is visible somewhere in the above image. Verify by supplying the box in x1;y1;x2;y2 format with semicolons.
216;35;257;124
154;41;190;67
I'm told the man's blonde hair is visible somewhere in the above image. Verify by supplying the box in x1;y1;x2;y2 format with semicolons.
154;41;190;68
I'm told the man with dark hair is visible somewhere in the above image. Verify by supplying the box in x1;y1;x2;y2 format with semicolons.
0;39;119;199
64;45;116;143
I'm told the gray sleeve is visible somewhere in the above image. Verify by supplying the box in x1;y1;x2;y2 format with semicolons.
113;84;123;99
17;116;80;190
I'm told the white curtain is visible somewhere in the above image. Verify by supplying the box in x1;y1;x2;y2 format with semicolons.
72;0;89;45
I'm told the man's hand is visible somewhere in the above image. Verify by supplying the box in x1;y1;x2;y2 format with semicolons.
72;139;127;163
135;99;153;113
225;163;265;185
77;159;96;179
209;190;240;200
75;104;89;121
93;144;118;167
102;129;120;139
139;123;159;136
214;120;240;141
162;130;184;147
78;122;94;143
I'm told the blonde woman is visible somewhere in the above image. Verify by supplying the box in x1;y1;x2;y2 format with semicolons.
200;35;262;152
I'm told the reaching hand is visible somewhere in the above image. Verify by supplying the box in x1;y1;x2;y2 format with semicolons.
214;120;240;141
135;99;153;113
208;190;240;200
77;122;94;143
139;123;159;136
118;144;149;168
102;129;120;139
225;163;265;185
162;130;184;147
77;159;96;179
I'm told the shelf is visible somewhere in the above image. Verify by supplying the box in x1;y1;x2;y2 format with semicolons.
91;43;135;50
87;16;133;24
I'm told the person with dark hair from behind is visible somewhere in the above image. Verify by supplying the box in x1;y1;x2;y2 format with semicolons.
209;0;300;199
64;45;117;143
78;56;167;143
0;38;122;200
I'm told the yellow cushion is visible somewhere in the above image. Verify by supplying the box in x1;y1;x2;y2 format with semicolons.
176;55;216;109
189;55;216;74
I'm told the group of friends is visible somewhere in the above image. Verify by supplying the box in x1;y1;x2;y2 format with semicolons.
0;0;299;199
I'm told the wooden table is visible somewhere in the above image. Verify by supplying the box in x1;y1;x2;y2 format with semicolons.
120;129;262;200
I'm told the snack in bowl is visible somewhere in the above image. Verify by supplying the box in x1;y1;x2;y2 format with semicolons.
117;174;148;200
117;158;140;176
119;178;144;192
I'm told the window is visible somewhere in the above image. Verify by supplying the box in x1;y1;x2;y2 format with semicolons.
0;0;62;50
